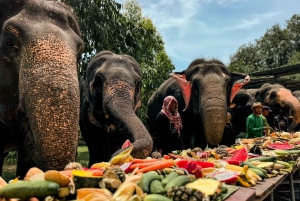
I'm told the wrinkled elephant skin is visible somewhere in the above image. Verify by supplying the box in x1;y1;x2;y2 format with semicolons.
0;0;84;177
255;83;300;131
80;51;153;166
148;59;249;149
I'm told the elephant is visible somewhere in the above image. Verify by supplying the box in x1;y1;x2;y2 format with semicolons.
0;0;84;177
253;83;300;131
147;58;250;149
292;90;300;102
219;88;255;145
79;50;153;166
231;83;300;133
229;88;256;134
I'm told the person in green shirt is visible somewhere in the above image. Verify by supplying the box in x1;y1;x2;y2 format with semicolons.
246;102;269;138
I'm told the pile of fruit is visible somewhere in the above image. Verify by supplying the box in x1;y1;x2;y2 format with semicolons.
1;135;300;201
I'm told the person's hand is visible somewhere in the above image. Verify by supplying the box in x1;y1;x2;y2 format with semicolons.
170;129;177;134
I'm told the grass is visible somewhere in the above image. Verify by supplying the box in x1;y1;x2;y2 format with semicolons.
1;145;89;182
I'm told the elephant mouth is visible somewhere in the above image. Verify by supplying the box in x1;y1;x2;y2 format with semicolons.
88;108;124;133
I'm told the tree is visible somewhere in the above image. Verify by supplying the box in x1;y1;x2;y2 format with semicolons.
122;0;175;123
60;0;174;123
228;14;300;73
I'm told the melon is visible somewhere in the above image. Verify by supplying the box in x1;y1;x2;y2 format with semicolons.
230;147;248;162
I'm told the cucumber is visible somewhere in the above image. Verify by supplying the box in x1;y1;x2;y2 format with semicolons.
0;181;60;199
247;156;277;162
150;180;165;195
241;161;267;175
161;171;178;186
275;149;300;156
144;194;172;201
141;172;162;193
275;160;291;168
249;168;265;180
165;175;191;191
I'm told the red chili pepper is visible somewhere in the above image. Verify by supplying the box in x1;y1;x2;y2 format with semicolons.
163;155;171;159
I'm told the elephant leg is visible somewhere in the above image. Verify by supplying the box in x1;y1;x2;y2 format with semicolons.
0;152;8;176
16;142;35;179
80;117;111;166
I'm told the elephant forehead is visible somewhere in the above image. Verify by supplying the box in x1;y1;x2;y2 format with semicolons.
22;34;76;67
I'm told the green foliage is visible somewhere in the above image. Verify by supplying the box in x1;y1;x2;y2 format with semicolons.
60;0;174;124
228;14;300;74
288;51;300;65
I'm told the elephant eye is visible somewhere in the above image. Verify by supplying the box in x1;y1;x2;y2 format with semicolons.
4;38;14;47
135;78;141;86
269;91;277;100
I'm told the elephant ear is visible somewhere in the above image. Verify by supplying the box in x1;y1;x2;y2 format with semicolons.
229;73;250;104
170;73;191;111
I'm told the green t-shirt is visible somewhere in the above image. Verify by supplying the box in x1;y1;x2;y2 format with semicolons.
246;114;264;138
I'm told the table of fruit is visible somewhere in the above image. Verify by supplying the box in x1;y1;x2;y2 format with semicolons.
0;132;300;201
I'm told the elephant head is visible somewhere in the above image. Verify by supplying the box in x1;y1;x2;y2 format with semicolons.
292;90;300;102
230;88;256;134
80;51;153;165
254;83;300;131
0;0;84;174
148;59;249;148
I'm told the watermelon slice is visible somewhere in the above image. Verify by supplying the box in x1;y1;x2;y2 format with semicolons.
122;139;131;149
230;147;248;162
267;143;294;150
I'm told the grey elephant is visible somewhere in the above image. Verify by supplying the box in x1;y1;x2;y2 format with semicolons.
230;88;257;132
0;0;84;177
253;83;300;131
79;51;153;166
147;59;250;149
292;90;300;102
231;83;300;132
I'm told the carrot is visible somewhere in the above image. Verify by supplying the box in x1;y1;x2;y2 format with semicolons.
225;147;234;152
130;161;163;170
228;149;238;154
132;158;160;164
135;160;174;173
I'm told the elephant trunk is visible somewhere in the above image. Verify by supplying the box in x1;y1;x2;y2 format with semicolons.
277;89;300;127
19;36;79;171
200;88;227;146
104;87;152;159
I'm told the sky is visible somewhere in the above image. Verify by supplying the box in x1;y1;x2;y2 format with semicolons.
115;0;299;72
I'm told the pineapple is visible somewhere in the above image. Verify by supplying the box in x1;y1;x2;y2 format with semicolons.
103;166;126;182
151;151;162;159
167;186;204;201
215;148;229;157
64;162;83;170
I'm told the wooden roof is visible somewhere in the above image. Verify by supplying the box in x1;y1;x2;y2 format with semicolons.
249;64;300;77
244;63;300;91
